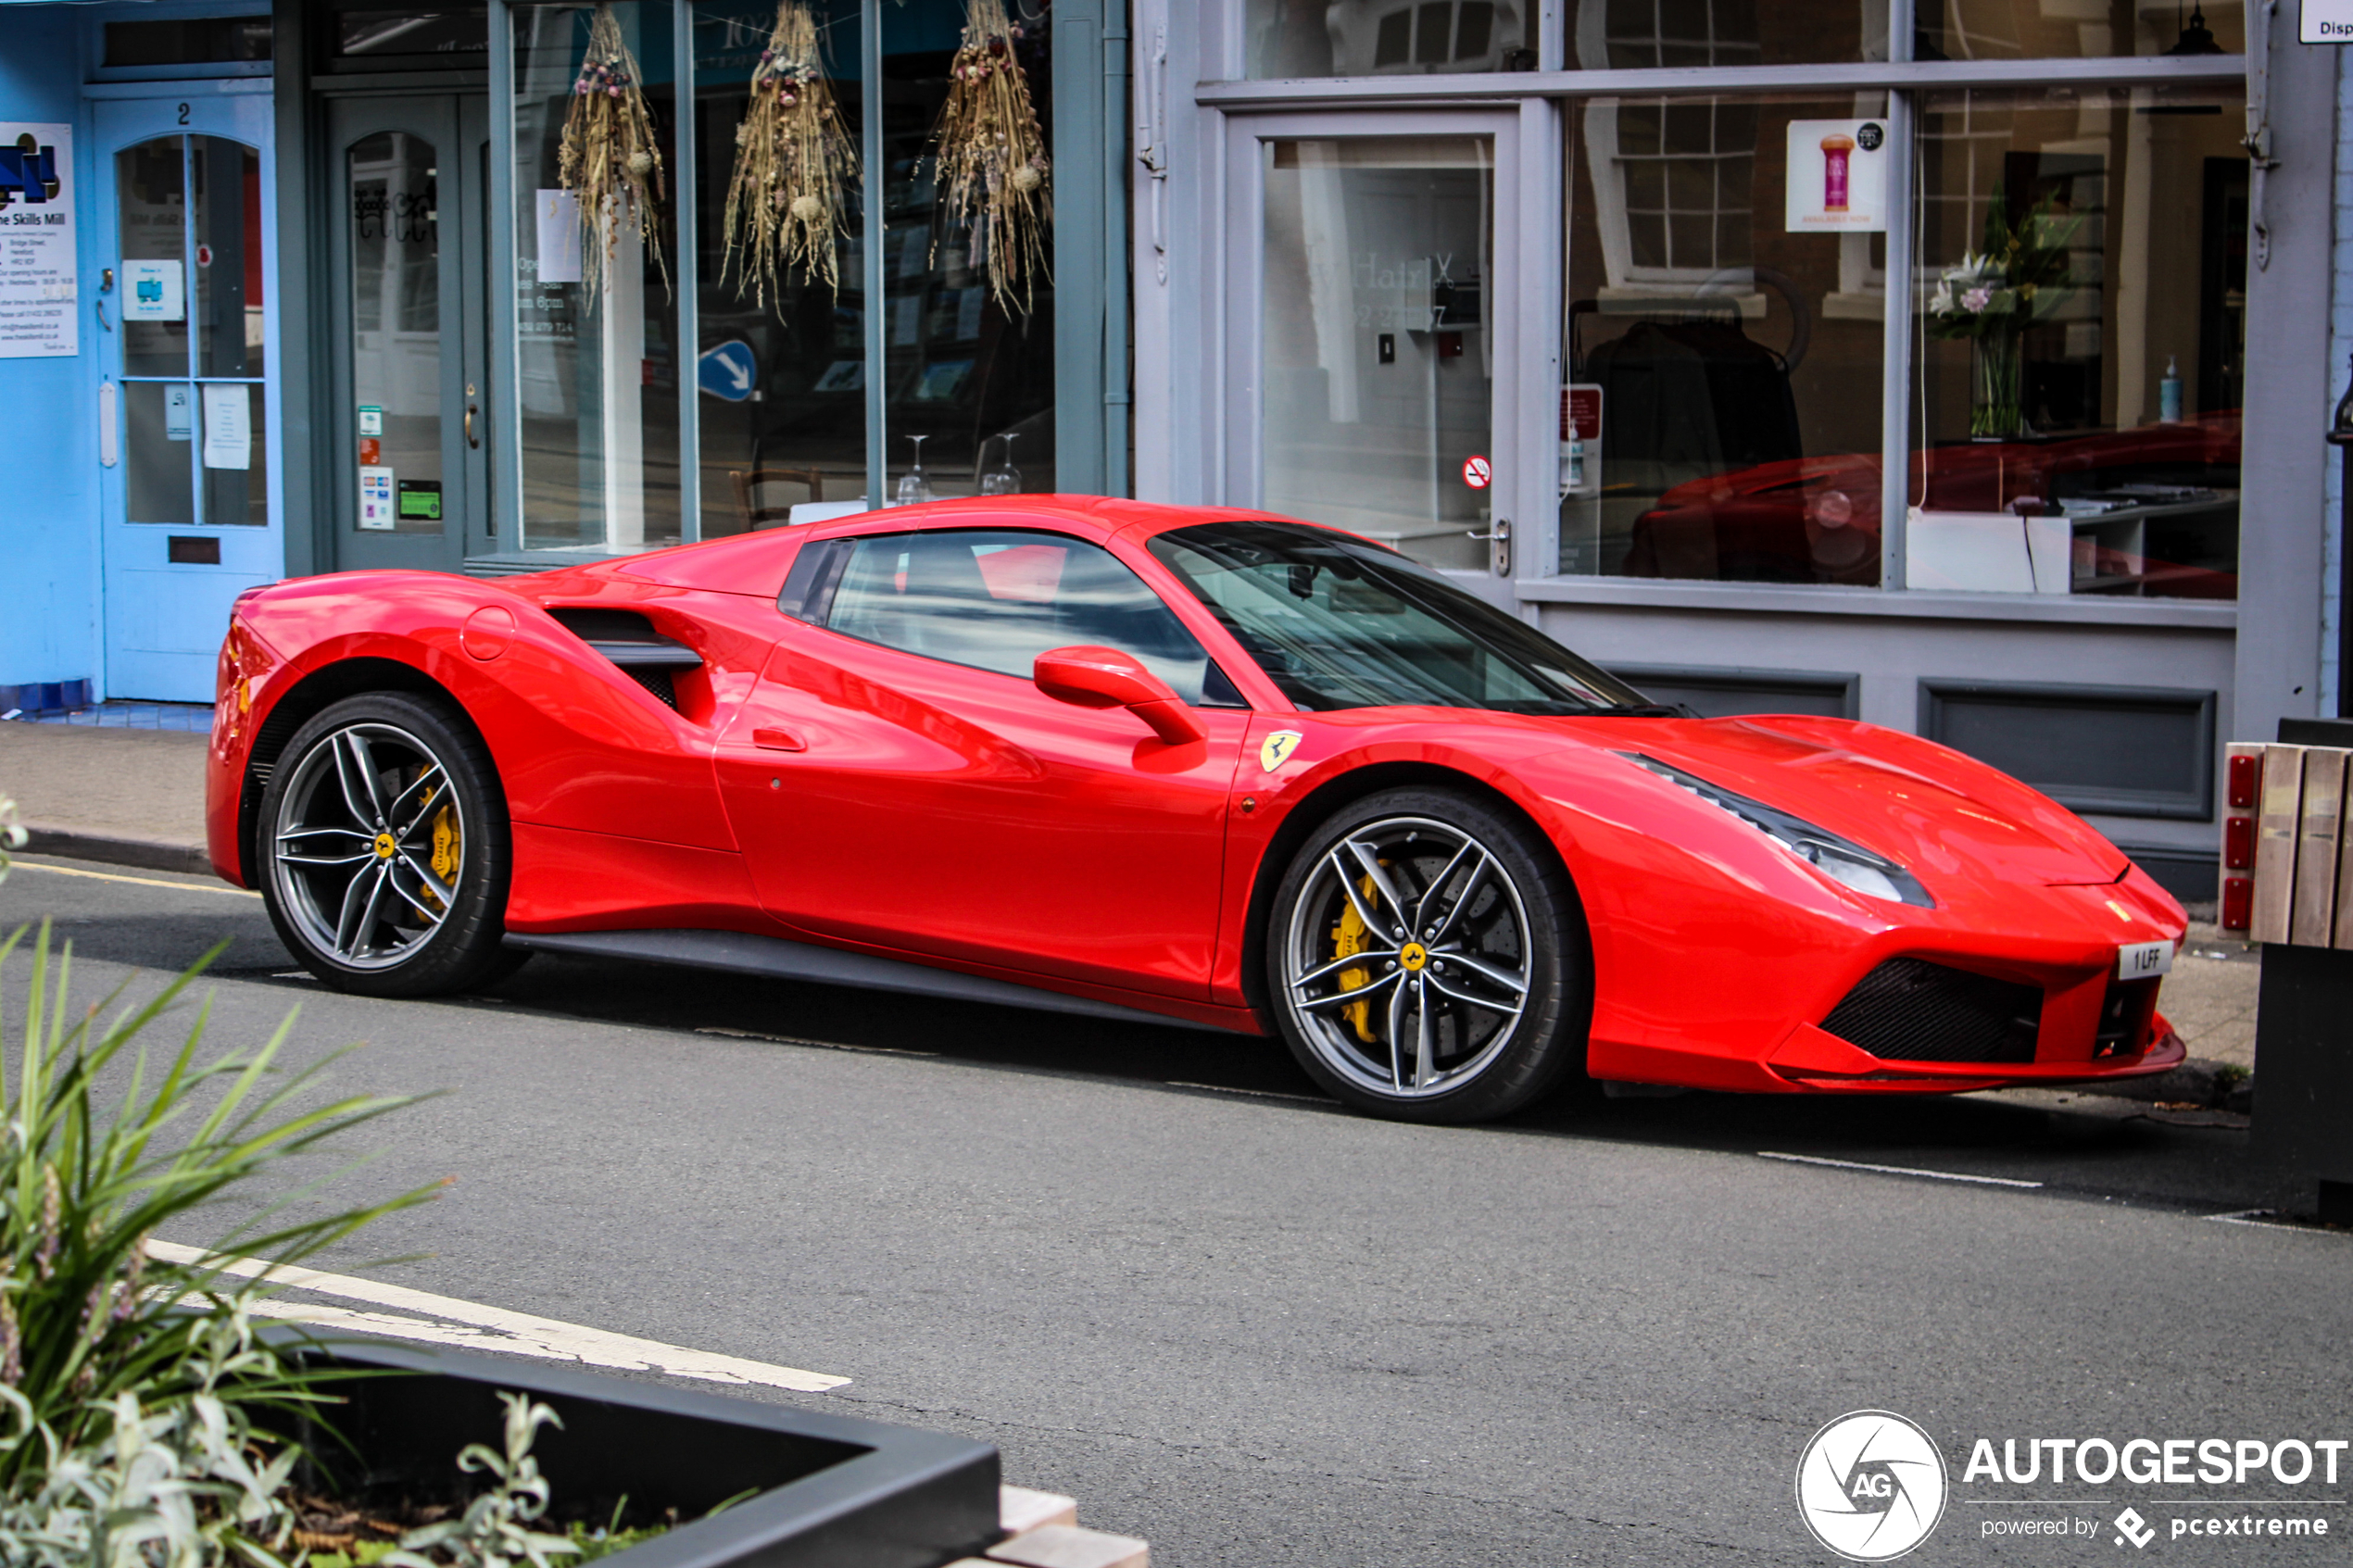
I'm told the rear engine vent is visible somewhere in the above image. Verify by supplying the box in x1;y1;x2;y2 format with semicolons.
544;607;701;712
1821;959;2044;1064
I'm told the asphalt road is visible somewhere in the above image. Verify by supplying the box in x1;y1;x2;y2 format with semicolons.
1;853;2346;1566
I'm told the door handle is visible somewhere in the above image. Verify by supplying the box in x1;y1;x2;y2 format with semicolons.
752;726;806;752
465;402;481;449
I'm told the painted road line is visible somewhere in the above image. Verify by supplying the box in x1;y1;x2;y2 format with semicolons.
146;1239;849;1392
1757;1151;2045;1188
2208;1209;2347;1236
7;860;259;898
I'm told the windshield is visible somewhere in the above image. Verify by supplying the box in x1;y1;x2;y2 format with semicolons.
1147;521;1658;715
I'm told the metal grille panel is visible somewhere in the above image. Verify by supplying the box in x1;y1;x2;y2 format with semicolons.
1820;959;2044;1064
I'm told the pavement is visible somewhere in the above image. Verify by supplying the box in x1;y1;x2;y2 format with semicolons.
0;853;2338;1566
0;706;2265;1075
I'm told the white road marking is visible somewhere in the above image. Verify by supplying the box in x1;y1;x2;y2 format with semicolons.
145;1240;849;1392
2208;1210;2347;1236
8;860;259;898
1757;1151;2045;1188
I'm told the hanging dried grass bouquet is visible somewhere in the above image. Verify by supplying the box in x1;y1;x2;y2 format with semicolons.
931;0;1051;314
722;1;859;304
559;1;667;299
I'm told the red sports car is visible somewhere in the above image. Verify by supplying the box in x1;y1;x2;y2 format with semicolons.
208;497;2187;1122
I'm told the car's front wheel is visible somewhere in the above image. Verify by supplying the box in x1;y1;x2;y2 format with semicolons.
1265;786;1590;1123
258;692;518;997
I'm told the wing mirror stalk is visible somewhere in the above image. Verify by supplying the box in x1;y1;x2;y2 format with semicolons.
1034;646;1209;746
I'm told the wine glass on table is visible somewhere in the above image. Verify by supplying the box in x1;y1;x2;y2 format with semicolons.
895;433;935;506
981;433;1022;495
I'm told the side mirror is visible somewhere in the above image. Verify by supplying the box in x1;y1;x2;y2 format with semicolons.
1034;645;1209;746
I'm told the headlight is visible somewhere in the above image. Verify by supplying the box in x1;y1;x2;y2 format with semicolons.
1621;753;1935;909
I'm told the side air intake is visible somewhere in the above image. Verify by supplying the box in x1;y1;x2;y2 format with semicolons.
544;608;702;710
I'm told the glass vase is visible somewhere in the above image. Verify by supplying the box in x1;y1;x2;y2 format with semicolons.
1970;331;2024;440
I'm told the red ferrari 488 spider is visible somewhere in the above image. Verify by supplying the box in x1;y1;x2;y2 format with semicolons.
208;497;2187;1122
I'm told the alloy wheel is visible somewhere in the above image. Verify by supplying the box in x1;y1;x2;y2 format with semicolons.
1279;814;1532;1099
271;722;466;971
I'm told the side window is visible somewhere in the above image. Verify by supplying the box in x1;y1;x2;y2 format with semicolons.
817;530;1241;706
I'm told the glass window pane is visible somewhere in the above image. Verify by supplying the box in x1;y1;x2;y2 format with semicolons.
201;382;269;524
1245;0;1532;78
349;131;444;534
193;137;264;380
1918;0;2241;61
1911;86;2245;600
118;138;189;379
824;529;1216;700
331;6;489;62
1263;136;1494;572
123;381;196;524
1561;94;1888;585
102;17;270;67
512;1;682;554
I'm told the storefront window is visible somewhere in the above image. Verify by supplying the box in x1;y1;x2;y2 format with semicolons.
1561;94;1887;583
512;0;682;553
1245;0;1532;77
1570;0;1879;68
1909;85;2245;599
1915;0;2243;60
1262;136;1494;572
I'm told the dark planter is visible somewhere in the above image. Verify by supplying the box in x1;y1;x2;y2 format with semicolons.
285;1335;1000;1568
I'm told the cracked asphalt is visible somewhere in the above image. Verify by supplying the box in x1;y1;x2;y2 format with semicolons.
3;853;2347;1565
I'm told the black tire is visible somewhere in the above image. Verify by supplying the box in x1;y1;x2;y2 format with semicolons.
256;691;521;997
1264;785;1591;1123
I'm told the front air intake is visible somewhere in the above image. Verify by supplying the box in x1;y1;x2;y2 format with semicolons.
1820;959;2043;1064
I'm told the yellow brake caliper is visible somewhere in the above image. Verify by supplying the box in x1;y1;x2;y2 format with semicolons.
1330;872;1381;1044
425;797;459;909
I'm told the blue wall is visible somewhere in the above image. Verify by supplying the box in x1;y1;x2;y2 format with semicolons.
0;5;98;690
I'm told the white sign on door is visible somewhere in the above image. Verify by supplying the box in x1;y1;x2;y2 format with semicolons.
2303;0;2353;38
202;383;252;470
165;383;194;440
359;464;396;530
1785;119;1889;232
0;123;77;358
122;257;184;321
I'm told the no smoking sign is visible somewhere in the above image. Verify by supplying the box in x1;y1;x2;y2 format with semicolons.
1462;454;1491;490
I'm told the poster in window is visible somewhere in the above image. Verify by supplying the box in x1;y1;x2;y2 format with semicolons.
1784;119;1888;233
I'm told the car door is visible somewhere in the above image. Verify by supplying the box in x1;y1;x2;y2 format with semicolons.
712;524;1252;1000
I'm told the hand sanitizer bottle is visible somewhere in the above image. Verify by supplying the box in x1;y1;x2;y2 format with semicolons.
2159;356;2183;424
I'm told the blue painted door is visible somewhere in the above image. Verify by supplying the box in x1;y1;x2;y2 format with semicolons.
94;91;279;702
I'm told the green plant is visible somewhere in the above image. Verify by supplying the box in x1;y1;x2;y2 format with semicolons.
0;922;435;1564
384;1395;576;1568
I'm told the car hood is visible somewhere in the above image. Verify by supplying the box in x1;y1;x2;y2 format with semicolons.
1569;714;2130;889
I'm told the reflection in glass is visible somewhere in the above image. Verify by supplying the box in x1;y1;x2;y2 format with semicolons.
193;137;265;380
349;132;445;535
1246;0;1532;78
1909;87;2246;599
1264;137;1493;571
513;0;682;552
123;381;196;524
1561;95;1887;584
117;139;188;379
1916;0;2242;60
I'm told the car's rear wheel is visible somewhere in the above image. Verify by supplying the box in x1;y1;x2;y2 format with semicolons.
258;692;519;997
1266;786;1590;1123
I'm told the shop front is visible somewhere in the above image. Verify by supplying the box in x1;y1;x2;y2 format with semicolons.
1136;0;2339;894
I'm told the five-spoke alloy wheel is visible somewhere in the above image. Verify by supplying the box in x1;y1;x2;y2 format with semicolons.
258;693;517;997
1266;787;1590;1123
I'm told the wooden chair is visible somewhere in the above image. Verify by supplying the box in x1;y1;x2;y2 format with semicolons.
731;467;824;531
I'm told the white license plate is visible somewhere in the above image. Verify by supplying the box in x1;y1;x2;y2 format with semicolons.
2118;940;2174;981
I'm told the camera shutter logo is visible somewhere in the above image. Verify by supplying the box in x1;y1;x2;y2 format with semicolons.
1795;1411;1948;1561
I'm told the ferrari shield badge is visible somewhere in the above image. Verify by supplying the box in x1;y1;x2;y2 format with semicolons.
1259;731;1303;771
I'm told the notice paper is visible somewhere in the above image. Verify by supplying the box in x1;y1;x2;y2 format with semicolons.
165;383;193;440
122;258;184;321
359;465;395;530
535;190;582;284
202;383;252;470
0;123;77;358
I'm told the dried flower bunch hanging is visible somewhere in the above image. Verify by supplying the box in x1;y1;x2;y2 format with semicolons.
931;0;1051;314
559;1;667;299
723;0;859;305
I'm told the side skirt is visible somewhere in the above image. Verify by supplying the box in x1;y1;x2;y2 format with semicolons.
503;928;1240;1034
